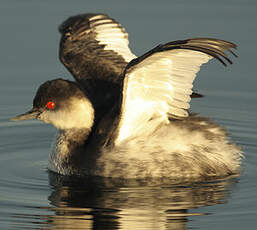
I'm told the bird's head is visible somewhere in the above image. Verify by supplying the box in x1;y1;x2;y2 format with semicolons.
11;79;95;131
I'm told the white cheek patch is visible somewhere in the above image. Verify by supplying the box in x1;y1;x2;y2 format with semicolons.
39;98;95;130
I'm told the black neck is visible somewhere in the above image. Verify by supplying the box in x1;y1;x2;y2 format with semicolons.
50;128;94;175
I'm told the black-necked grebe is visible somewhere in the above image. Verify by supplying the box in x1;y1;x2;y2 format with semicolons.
12;13;242;178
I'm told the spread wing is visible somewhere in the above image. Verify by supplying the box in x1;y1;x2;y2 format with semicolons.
58;13;136;116
59;13;136;84
115;38;237;144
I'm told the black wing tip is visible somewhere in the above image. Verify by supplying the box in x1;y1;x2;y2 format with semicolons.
188;38;238;65
188;37;237;48
163;37;238;66
58;13;109;34
191;92;204;98
126;37;238;73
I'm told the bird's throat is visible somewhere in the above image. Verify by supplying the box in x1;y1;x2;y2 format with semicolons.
48;128;91;175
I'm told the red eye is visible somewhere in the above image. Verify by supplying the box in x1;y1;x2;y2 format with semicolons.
46;101;55;110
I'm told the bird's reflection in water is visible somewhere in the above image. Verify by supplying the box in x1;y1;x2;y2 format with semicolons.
26;172;237;230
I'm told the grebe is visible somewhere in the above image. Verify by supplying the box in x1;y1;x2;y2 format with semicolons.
12;13;242;178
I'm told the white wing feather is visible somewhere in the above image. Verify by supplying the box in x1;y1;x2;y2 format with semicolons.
89;15;136;62
116;49;212;144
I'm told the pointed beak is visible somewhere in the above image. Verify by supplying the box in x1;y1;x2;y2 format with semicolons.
11;108;41;121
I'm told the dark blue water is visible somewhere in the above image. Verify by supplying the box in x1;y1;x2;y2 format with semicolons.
1;0;257;229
